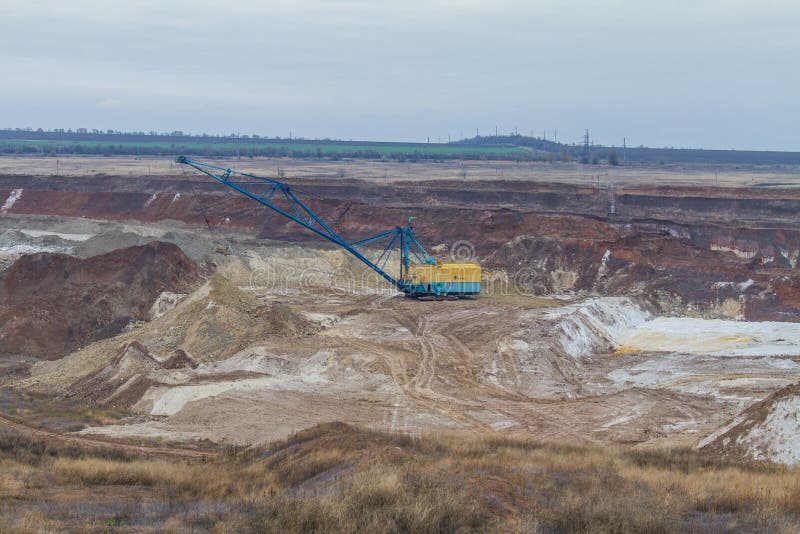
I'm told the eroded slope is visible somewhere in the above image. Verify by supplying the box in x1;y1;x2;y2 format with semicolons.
0;242;200;359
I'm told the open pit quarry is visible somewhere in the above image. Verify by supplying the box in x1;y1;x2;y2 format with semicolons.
0;159;799;465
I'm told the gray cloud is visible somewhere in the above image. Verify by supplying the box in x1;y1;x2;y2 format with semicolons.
1;0;797;149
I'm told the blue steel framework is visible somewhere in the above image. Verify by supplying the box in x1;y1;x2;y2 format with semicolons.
176;156;440;295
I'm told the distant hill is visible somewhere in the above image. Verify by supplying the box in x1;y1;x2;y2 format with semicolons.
2;129;799;165
455;134;800;166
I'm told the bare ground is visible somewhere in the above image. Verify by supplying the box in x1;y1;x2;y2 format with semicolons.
7;244;796;453
2;155;800;187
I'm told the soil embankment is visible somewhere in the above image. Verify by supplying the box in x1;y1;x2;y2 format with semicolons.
0;242;200;359
0;174;798;320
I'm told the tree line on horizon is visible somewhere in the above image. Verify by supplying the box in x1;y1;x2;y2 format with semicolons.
1;128;798;166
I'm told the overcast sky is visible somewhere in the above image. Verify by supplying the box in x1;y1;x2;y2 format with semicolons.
1;0;798;150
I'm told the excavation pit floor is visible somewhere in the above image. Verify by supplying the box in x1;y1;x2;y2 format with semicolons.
39;284;798;450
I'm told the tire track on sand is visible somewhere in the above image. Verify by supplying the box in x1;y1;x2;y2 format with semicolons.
345;336;489;431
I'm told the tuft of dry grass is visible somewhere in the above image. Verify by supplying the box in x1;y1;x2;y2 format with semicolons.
1;423;800;532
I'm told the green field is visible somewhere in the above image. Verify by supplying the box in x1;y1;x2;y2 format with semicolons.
1;139;530;159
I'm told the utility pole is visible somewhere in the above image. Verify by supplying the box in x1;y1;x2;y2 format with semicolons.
582;129;590;163
623;137;627;163
609;188;616;215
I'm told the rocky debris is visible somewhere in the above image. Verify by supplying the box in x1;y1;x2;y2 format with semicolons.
698;382;800;465
162;349;199;370
0;241;201;360
0;229;75;259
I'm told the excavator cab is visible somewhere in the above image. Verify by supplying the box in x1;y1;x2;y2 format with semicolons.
402;261;481;297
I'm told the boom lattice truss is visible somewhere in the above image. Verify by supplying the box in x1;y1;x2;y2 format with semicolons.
176;157;437;294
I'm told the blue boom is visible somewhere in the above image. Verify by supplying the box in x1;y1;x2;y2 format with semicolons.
176;156;438;294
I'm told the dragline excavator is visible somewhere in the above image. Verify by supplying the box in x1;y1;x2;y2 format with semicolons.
176;157;481;298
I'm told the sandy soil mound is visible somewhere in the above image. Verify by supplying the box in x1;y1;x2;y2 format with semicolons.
0;241;200;359
176;274;319;362
698;382;800;465
21;266;321;395
62;290;321;411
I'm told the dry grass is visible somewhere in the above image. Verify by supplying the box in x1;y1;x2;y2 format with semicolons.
1;424;799;532
0;388;128;433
